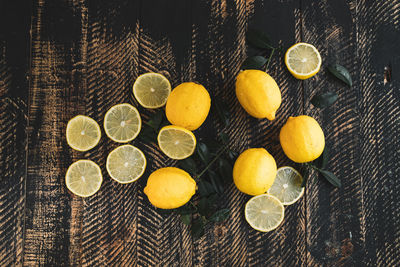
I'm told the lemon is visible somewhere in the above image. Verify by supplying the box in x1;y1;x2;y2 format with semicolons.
106;145;146;184
104;103;141;143
245;194;285;232
233;148;277;195
165;82;211;131
144;167;196;209
157;125;196;160
65;160;103;197
133;73;171;108
285;43;322;79
268;167;304;205
235;70;281;120
66;115;101;151
280;115;325;163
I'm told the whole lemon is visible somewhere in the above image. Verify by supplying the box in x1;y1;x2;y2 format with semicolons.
279;115;325;163
233;148;277;195
235;70;281;120
165;82;211;131
144;167;196;209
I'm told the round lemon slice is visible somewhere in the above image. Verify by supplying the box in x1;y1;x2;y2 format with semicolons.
66;115;101;151
133;73;171;108
157;125;196;160
268;166;304;205
285;43;322;79
104;103;141;143
245;194;284;232
65;160;103;197
106;145;147;184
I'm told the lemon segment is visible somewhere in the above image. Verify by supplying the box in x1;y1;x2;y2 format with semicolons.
245;194;284;232
133;73;171;108
104;103;141;143
268;166;304;205
65;160;103;197
285;43;322;79
66;115;101;152
106;145;146;184
157;125;196;160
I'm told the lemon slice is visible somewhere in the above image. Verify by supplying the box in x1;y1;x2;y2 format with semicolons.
268;166;304;205
157;125;196;160
285;43;322;79
104;103;141;143
66;115;101;151
133;73;171;108
106;145;147;184
245;194;284;232
65;160;103;197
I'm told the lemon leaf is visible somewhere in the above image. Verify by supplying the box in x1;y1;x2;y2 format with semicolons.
314;147;329;169
319;170;341;188
191;218;204;239
197;180;216;197
311;92;338;108
146;110;164;130
218;157;232;182
198;198;209;216
197;142;211;163
181;214;192;225
246;28;274;50
327;64;352;86
179;158;197;175
241;56;268;70
209;209;230;222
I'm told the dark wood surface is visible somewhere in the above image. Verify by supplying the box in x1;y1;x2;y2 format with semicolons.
0;0;399;266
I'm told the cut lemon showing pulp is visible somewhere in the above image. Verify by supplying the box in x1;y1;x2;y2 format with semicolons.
245;194;284;232
106;145;147;184
104;103;141;143
66;115;101;151
157;125;196;160
133;73;171;108
285;43;322;79
268;166;304;205
65;160;103;197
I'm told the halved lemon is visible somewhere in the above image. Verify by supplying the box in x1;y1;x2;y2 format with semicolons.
133;73;171;108
65;160;103;197
268;166;304;205
66;115;101;151
106;145;147;184
245;194;284;232
285;43;322;79
104;103;141;143
157;125;196;160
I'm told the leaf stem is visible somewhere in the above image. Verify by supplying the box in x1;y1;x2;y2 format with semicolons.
196;144;230;179
265;48;275;71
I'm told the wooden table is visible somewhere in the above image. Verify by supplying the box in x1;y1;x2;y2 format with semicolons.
1;0;399;266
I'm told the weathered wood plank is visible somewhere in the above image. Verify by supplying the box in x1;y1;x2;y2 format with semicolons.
0;1;31;265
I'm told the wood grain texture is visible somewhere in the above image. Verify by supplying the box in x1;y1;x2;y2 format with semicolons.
1;0;399;266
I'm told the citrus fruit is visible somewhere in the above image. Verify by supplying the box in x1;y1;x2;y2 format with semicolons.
268;166;304;205
233;148;277;195
235;70;281;120
144;167;196;209
106;145;146;184
285;42;322;79
104;103;141;143
165;82;211;131
65;160;103;197
157;125;196;160
66;115;101;151
133;72;171;108
279;115;325;163
245;194;285;232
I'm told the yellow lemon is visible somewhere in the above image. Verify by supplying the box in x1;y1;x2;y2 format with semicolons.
233;148;277;195
144;167;196;209
165;82;211;131
279;115;325;163
235;70;281;120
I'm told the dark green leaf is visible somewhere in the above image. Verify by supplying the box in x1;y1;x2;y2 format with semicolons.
241;56;268;70
213;98;230;127
207;193;219;206
181;214;191;225
319;170;341;188
218;157;232;182
138;126;157;143
327;64;352;86
146;110;163;130
198;198;209;216
311;92;338;108
246;28;274;50
219;132;230;145
314;147;329;169
176;204;196;215
191;217;204;239
197;142;211;163
197;180;216;197
208;170;225;194
227;150;239;161
209;209;230;222
179;158;197;175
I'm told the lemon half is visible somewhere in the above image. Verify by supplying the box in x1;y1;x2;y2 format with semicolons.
268;166;304;205
65;160;103;197
285;43;322;79
157;125;196;160
66;115;101;152
133;73;171;108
